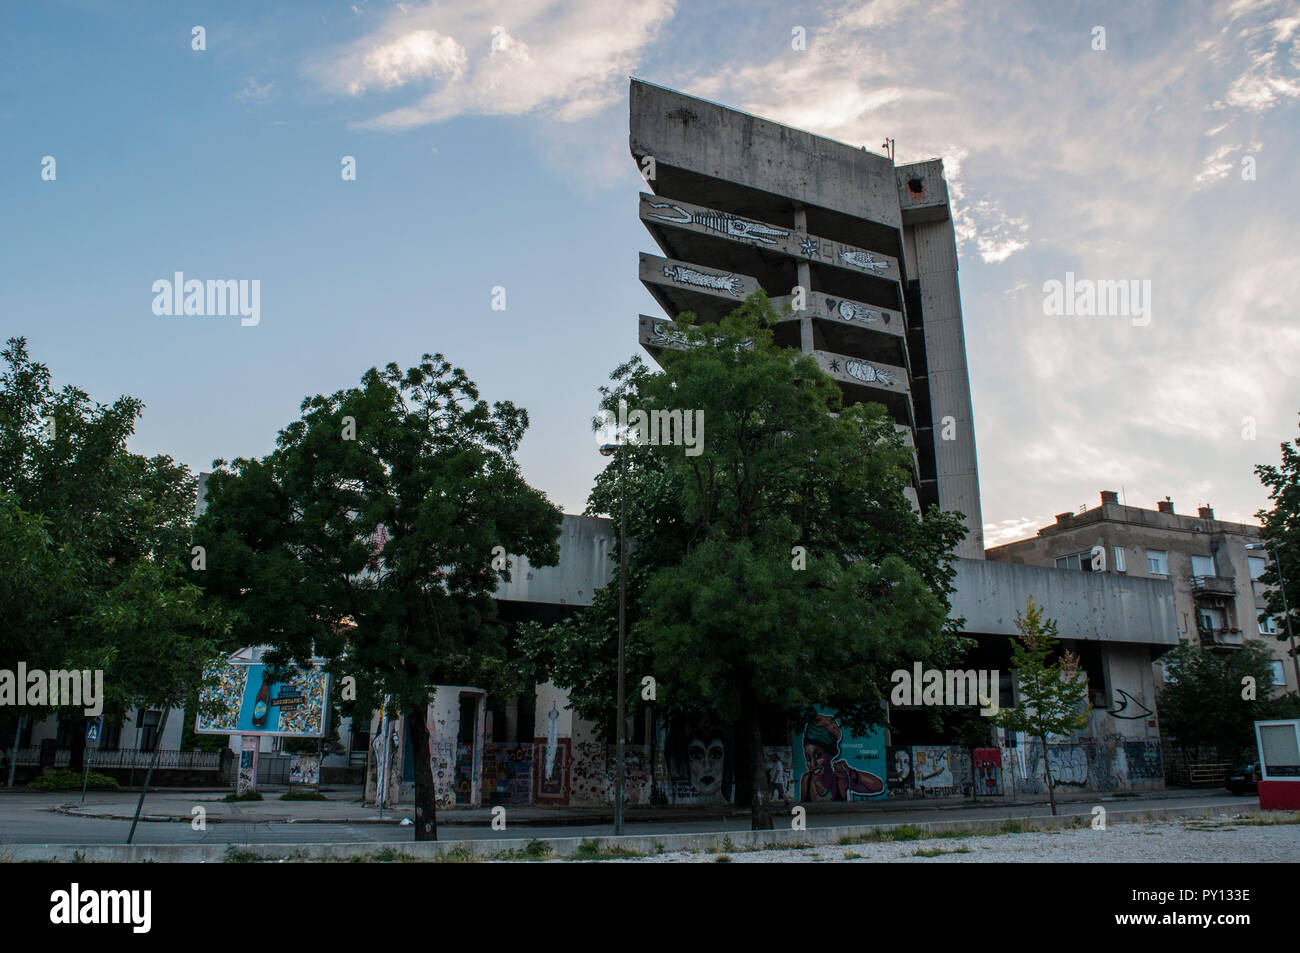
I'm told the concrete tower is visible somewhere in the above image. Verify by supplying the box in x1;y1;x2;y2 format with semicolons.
629;80;984;557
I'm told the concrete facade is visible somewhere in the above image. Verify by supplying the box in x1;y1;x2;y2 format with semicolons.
629;79;984;557
986;492;1297;696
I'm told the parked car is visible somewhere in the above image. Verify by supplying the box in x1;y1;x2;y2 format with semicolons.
1226;762;1260;795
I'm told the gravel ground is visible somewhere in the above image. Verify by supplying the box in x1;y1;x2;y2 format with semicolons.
576;816;1300;863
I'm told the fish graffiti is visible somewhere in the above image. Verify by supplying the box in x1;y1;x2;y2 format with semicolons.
662;264;745;296
825;298;886;325
839;249;889;272
844;359;896;387
646;202;789;246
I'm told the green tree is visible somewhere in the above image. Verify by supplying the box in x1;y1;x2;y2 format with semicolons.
992;597;1090;815
1255;423;1300;688
524;295;969;829
195;354;561;840
1157;640;1300;761
0;338;229;770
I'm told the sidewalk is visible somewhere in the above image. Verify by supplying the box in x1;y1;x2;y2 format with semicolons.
49;784;1219;826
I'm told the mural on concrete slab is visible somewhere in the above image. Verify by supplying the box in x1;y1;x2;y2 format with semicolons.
662;264;745;296
799;236;819;257
844;359;896;387
838;249;889;272
824;298;884;325
646;201;789;246
793;713;887;801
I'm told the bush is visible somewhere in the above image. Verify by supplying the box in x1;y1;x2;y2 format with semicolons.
222;790;264;802
29;769;119;791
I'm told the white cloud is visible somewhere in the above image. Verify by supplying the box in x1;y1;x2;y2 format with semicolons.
310;0;675;129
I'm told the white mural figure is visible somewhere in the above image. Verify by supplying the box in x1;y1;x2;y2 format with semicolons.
844;359;896;387
545;703;559;781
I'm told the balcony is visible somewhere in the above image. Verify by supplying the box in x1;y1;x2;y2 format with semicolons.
1189;575;1237;597
1198;627;1244;648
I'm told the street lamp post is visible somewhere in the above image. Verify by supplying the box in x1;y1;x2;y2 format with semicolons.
1246;542;1300;691
599;441;627;836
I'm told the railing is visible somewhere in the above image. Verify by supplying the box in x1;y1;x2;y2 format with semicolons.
7;748;222;770
1189;575;1236;596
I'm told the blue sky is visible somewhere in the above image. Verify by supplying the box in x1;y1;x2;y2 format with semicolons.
4;0;1298;543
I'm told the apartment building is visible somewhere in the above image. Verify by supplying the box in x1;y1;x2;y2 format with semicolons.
986;491;1297;696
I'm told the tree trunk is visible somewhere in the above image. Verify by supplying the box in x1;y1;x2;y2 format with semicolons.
68;719;86;773
407;708;438;841
1041;734;1057;816
747;707;773;831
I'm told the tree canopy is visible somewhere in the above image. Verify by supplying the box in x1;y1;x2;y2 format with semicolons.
195;353;562;839
522;294;969;828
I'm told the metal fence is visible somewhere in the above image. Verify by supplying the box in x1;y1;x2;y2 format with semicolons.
8;748;222;771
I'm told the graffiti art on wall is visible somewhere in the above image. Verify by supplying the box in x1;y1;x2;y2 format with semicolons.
914;745;954;792
972;747;1003;796
483;742;533;804
800;236;819;257
839;248;889;272
793;713;886;801
824;298;884;325
1046;744;1090;786
844;359;896;387
1109;689;1154;720
532;737;571;805
646;201;790;246
886;746;914;792
661;264;745;296
1124;740;1164;780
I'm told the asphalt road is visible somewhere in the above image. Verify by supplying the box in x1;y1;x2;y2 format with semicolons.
0;791;1261;846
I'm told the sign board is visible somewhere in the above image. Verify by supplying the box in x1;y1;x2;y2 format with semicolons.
85;720;101;744
195;659;329;738
1254;718;1300;810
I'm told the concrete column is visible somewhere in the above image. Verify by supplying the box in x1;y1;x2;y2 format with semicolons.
793;205;813;354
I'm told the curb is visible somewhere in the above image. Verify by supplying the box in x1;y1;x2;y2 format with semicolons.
5;803;1267;863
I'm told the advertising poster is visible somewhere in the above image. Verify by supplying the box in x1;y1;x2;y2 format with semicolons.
196;659;329;737
289;754;321;787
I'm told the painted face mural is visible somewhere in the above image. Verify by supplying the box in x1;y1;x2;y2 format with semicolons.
688;734;725;795
798;713;885;802
894;748;912;781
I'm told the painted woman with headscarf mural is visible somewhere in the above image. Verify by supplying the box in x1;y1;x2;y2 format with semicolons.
798;713;885;801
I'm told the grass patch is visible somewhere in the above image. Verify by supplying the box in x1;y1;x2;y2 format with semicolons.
222;790;264;802
494;839;554;861
569;838;640;861
842;850;861;860
714;854;732;863
223;846;266;863
912;845;972;858
279;790;328;801
374;846;421;863
29;770;119;792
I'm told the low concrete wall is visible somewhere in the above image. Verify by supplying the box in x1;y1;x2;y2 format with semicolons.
2;802;1242;863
